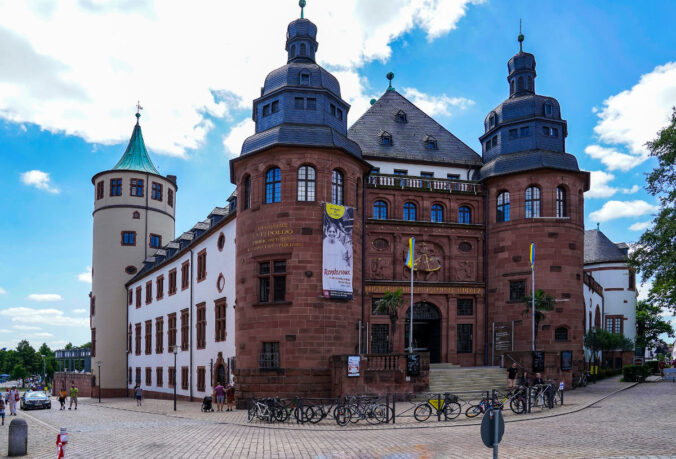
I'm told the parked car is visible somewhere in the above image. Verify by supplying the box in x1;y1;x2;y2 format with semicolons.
20;391;51;410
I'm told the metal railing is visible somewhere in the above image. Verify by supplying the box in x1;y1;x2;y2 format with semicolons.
258;352;280;369
367;174;482;194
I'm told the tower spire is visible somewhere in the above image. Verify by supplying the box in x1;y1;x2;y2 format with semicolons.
135;100;143;125
518;19;524;53
299;0;305;18
386;72;395;92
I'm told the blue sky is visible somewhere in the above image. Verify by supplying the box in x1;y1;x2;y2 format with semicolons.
1;0;674;350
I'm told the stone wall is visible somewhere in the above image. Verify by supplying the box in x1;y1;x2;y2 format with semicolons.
52;372;94;397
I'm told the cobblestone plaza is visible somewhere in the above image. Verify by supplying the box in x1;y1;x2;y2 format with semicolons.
1;379;674;458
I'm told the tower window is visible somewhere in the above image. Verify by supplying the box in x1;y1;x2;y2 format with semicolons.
497;191;510;222
271;101;279;113
509;129;518;139
491;136;498;147
122;231;136;246
543;126;550;136
96;181;104;200
151;182;162;201
130;179;144;197
373;200;388;219
243;175;251;210
299;72;310;86
555;327;569;341
510;79;515;95
489;115;496;128
485;141;491;151
110;178;122;197
431;204;443;223
297;166;316;202
520;126;530;137
331;169;344;205
294;97;304;109
551;127;558;137
544;103;552;116
395;110;407;123
265;167;281;204
149;234;161;249
458;206;471;224
291;44;296;57
300;43;307;57
168;189;174;207
403;202;416;221
380;133;392;146
509;280;526;302
527;76;533;91
336;108;343;120
556;186;567;218
306;98;316;110
525;186;541;218
330;104;336;116
262;104;270;116
258;261;286;303
518;76;524;91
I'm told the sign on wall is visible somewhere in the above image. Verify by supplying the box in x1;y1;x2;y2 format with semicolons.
347;355;360;377
560;351;572;371
322;204;354;299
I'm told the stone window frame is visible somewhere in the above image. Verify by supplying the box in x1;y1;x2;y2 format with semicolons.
180;308;189;351
168;367;176;388
554;326;569;342
135;322;142;355
96;181;104;200
128;367;132;385
403;201;417;221
525;185;541;218
430;203;444;223
331;169;345;205
373;199;388;220
110;178;122;197
135;367;141;385
458;205;472;224
556;186;567;218
168;268;177;295
122;231;137;246
168;188;174;208
145;281;152;305
181;366;189;390
217;232;226;251
242;175;251;210
151;182;163;201
135;286;142;308
128;323;132;353
197;249;207;283
197;366;206;392
156;275;164;300
509;280;526;302
145;367;152;386
457;323;473;354
215;298;227;342
144;320;152;355
167;313;177;350
130;178;144;197
496;190;510;223
260;341;280;369
155;317;164;354
181;260;190;290
156;367;163;387
91;328;96;357
297;165;316;202
457;298;474;316
196;302;207;350
605;315;624;335
264;167;282;204
257;259;287;304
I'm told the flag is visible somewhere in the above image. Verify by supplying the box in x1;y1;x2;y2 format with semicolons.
529;242;535;269
406;237;415;268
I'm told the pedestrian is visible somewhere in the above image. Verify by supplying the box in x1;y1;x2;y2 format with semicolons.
533;372;544;386
507;363;518;389
0;395;5;426
8;386;18;416
134;384;143;407
225;377;236;412
213;381;225;412
58;386;67;410
68;382;78;410
519;371;530;388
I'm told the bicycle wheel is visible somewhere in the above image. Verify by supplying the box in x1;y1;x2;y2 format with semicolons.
274;406;290;422
465;404;482;418
247;404;257;422
366;404;388;425
304;405;321;424
413;403;432;422
333;405;351;426
510;397;526;414
443;402;462;420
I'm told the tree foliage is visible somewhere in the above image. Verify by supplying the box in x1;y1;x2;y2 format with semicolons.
631;108;676;312
584;329;634;361
375;289;404;353
635;300;674;350
522;289;556;339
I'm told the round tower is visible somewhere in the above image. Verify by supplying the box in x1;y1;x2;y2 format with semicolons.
230;7;370;400
90;112;177;396
480;35;590;386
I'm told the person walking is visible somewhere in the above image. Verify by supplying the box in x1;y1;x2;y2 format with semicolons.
68;382;78;410
519;371;530;388
8;386;18;416
507;363;518;389
0;395;5;426
134;385;143;407
58;386;67;410
213;382;225;412
225;377;235;412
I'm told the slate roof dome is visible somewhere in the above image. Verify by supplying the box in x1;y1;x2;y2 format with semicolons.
262;62;341;98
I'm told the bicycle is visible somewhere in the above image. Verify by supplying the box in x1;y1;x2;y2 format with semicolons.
572;371;588;389
247;398;275;423
465;394;494;418
495;386;528;414
413;393;462;422
335;395;389;426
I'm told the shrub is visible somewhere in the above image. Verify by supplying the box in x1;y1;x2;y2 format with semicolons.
644;360;660;374
622;364;651;382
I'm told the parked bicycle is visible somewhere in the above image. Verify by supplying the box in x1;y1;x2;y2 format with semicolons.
335;395;389;426
413;392;462;422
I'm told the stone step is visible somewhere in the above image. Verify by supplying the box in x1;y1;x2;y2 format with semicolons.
428;365;508;394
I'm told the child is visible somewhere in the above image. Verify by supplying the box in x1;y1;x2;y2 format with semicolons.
0;396;5;426
58;387;67;410
135;385;143;407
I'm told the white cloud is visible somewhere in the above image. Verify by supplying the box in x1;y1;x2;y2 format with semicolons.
637;279;653;302
586;61;676;171
401;87;474;117
0;286;5;294
0;329;10;333
629;221;652;231
586;171;641;199
622;185;640;194
0;1;479;158
589;200;659;223
29;332;54;338
0;307;88;327
12;325;41;331
222;119;255;158
20;170;59;193
71;309;87;314
26;293;62;302
77;266;92;284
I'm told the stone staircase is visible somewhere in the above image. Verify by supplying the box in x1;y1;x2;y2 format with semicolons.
427;364;508;394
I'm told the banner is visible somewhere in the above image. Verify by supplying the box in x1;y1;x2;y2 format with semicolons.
322;203;354;299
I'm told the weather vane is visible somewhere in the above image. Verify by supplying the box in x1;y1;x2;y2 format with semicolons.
299;0;306;18
518;19;524;53
135;100;143;124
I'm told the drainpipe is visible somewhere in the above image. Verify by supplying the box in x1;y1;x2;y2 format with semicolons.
144;173;149;260
361;173;367;354
483;183;489;366
189;248;194;402
125;287;129;398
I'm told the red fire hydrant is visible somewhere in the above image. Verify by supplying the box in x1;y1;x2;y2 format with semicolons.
56;427;68;458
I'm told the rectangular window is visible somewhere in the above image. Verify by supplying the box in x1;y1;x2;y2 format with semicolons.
260;342;280;369
151;182;162;201
168;313;177;350
156;275;164;300
258;261;286;303
370;324;389;354
215;299;227;342
551;127;558;137
509;280;526;302
196;302;206;349
330;104;336;116
156;367;163;387
168;188;174;207
197;367;206;392
122;231;136;246
485;141;491;151
145;281;152;305
181;261;190;290
628;271;635;290
271;100;279;113
155;317;164;354
145;320;152;355
393;169;407;176
135;323;142;355
96;181;104;200
508;128;518;139
306;98;316;110
148;234;161;249
371;298;387;315
294;97;304;109
180;308;189;351
447;174;460;180
128;367;132;385
135;367;141;385
491;136;497;147
543;126;550;136
91;328;96;357
128;325;132;353
457;299;473;316
90;295;96;316
457;324;473;353
128;289;133;306
135;287;142;308
145;367;152;386
181;366;189;390
337;108;343;120
420;172;434;178
197;249;207;282
130;179;144;197
262;104;270;116
168;269;177;295
110;178;122;196
520;126;530;137
605;315;623;335
168;367;176;388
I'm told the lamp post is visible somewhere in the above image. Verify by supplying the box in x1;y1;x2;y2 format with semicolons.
96;361;102;403
40;355;46;384
173;346;179;411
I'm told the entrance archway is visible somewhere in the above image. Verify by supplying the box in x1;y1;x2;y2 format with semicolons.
405;302;442;363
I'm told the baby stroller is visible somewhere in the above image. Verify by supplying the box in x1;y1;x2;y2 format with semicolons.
201;396;214;412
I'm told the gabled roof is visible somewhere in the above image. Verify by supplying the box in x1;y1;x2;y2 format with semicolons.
347;90;482;166
112;119;160;174
584;229;627;265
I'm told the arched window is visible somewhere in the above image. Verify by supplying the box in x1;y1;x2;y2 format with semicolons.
403;202;416;221
544;102;552;116
380;132;392;146
132;211;140;219
525;186;541;218
299;71;310;86
265;168;281;204
373;200;388;219
331;169;344;205
291;44;296;57
431;204;443;223
497;191;510;222
527;76;533;91
297;166;316;202
518;76;524;91
300;43;307;56
556;186;567;218
594;306;601;329
458;206;471;224
555;327;568;341
588;311;592;330
510;79;515;95
243;175;251;210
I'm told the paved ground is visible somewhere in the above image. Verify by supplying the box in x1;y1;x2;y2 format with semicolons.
0;378;674;458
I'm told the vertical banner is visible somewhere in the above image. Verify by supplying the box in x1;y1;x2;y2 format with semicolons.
323;203;354;299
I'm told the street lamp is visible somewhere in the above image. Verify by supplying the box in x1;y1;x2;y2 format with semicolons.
40;355;46;384
172;346;179;411
96;361;102;403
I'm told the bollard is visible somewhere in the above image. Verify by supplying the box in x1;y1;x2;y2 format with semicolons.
56;427;68;459
8;417;28;457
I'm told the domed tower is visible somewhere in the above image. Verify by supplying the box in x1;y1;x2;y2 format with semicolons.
90;111;177;396
229;3;370;400
480;34;589;385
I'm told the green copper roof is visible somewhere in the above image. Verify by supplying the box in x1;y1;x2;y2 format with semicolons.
112;115;160;174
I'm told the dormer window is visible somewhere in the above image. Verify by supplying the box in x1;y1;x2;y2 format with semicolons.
380;131;393;146
424;135;437;150
271;101;279;113
544;102;552;116
395;110;407;123
299;72;310;86
300;43;307;57
489;115;496;128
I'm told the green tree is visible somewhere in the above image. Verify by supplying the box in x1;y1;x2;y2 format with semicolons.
584;329;634;368
11;364;28;386
635;300;674;350
79;342;91;349
631;108;676;313
374;289;404;353
522;289;556;340
16;339;40;374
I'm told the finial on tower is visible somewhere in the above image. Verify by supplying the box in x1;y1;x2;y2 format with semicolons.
299;0;306;18
596;222;600;231
386;72;395;92
370;98;377;105
518;19;524;53
135;100;143;124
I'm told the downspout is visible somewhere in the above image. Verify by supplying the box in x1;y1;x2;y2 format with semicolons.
189;248;194;402
125;287;129;398
483;181;489;366
144;173;149;260
361;173;367;354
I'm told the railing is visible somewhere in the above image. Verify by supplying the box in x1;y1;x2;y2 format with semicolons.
367;174;482;194
259;352;280;369
365;354;400;371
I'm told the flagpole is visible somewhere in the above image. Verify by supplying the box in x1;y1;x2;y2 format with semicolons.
531;243;535;352
409;238;414;353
